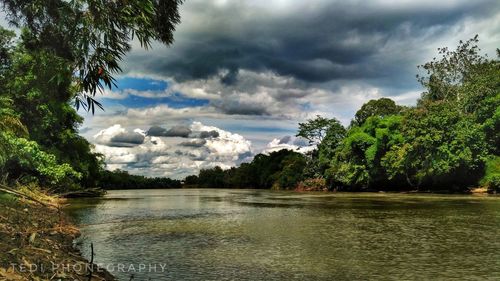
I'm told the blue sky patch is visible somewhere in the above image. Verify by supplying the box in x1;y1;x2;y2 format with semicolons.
98;76;210;109
113;77;168;91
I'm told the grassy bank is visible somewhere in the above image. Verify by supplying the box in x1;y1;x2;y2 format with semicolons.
0;189;115;280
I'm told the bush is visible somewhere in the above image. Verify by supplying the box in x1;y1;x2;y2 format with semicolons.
486;175;500;193
1;133;81;189
296;178;328;191
480;156;500;193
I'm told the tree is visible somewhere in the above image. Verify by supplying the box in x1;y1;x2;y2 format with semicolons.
326;115;404;190
297;115;343;145
99;169;181;189
3;35;104;188
198;167;225;188
352;98;403;126
1;0;183;111
383;102;489;190
297;116;345;178
0;0;184;190
317;120;346;169
274;153;307;189
184;175;199;186
0;27;15;77
0;97;81;188
417;35;487;103
458;54;500;154
189;150;307;190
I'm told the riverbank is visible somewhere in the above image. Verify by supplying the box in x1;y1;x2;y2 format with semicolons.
0;191;115;280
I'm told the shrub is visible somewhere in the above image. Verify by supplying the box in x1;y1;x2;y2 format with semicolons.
296;178;328;191
480;156;500;193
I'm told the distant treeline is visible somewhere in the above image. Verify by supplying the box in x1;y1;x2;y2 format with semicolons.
186;37;500;193
185;149;306;189
99;170;181;190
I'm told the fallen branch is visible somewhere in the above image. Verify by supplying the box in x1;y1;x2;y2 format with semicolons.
0;183;59;208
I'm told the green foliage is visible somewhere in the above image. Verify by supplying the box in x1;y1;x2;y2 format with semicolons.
384;103;488;190
352;98;404;126
317;119;346;170
297;115;343;144
417;35;487;102
198;166;226;188
0;2;184;192
275;153;307;189
320;37;498;191
1;132;81;187
459;59;500;154
298;116;346;178
480;157;500;193
326;114;404;190
0;27;15;77
2;43;105;188
1;0;183;111
99;169;181;189
187;37;498;193
296;178;327;191
188;150;307;190
0;96;28;172
184;175;199;186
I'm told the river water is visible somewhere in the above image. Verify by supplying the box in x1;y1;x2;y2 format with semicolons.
66;189;500;280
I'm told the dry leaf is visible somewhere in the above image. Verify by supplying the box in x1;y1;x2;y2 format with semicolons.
29;232;37;244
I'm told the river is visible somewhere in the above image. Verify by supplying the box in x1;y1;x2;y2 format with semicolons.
66;189;500;280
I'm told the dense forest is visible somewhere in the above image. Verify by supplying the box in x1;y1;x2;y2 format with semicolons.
0;0;183;193
187;37;500;193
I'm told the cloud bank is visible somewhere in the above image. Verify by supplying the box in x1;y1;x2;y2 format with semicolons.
93;122;253;179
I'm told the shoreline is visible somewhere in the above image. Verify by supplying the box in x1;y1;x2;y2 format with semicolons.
0;193;116;280
180;186;495;194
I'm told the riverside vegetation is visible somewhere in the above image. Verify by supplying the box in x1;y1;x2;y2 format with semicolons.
0;0;183;279
187;37;500;193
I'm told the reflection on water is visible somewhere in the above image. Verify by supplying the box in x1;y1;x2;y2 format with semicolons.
66;189;500;280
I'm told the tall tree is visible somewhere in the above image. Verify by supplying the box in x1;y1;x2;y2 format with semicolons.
0;1;184;190
1;0;183;111
416;35;487;103
352;98;403;126
297;116;343;145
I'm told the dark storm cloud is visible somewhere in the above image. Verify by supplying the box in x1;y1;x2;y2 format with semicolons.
213;99;271;115
179;139;207;147
165;125;192;138
199;130;220;138
293;137;309;147
147;125;192;137
109;132;145;147
279;136;291;144
147;126;168;136
125;0;498;86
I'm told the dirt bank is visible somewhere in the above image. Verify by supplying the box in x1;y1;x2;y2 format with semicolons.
0;193;115;280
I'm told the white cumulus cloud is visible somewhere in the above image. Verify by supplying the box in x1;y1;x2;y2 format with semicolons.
93;122;253;179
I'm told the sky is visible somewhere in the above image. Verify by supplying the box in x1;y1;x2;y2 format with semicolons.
9;0;500;179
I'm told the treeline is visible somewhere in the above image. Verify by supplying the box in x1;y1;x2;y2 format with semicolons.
185;149;306;189
0;1;182;193
187;37;499;193
99;170;181;190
